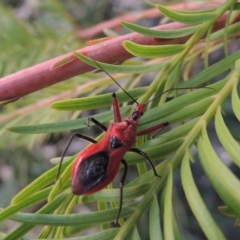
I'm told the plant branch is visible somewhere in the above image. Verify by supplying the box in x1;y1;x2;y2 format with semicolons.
0;11;239;102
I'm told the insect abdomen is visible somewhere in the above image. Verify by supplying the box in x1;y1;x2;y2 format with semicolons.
72;151;109;195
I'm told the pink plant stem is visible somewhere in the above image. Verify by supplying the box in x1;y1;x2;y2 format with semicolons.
0;22;190;102
0;12;239;102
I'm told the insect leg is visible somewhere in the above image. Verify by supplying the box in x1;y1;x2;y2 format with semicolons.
87;117;108;131
56;133;97;180
137;121;169;136
115;159;128;226
112;93;122;123
151;122;170;138
87;93;122;128
129;148;161;178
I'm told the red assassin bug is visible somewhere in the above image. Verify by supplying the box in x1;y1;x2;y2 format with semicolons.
57;62;194;224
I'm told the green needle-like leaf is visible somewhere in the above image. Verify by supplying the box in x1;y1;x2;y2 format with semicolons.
79;183;152;203
128;226;141;240
210;22;240;41
181;51;240;88
157;5;216;24
75;52;167;73
181;151;226;240
218;205;238;218
215;107;240;167
8;107;130;134
0;188;50;222
123;41;185;58
231;80;240;121
10;203;137;226
51;87;147;111
198;127;240;218
121;21;199;38
149;195;163;240
163;167;174;240
5;192;68;240
62;228;120;240
11;157;73;205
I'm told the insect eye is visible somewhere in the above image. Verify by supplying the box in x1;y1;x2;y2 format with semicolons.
132;110;138;121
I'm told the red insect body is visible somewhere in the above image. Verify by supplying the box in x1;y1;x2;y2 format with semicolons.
58;82;168;224
72;119;138;195
70;99;164;197
69;94;168;200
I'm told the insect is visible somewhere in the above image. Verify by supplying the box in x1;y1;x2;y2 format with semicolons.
57;62;176;225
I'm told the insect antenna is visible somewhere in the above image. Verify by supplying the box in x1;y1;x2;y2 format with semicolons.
93;60;139;105
145;87;212;105
93;60;212;107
